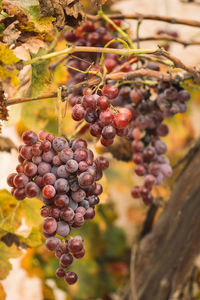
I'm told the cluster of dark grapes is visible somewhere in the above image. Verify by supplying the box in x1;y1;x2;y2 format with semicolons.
64;20;134;86
70;85;132;146
7;130;109;284
128;79;190;204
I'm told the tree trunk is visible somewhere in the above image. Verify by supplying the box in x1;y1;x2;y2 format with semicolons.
129;141;200;300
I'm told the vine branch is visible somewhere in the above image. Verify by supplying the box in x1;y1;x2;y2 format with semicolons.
87;13;200;28
132;35;200;47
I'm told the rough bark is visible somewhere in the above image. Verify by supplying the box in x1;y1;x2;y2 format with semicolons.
130;141;200;300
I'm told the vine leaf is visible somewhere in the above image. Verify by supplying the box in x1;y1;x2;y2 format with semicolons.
38;0;84;30
17;197;42;228
0;136;17;152
30;48;50;97
0;283;6;300
93;0;108;9
0;242;22;280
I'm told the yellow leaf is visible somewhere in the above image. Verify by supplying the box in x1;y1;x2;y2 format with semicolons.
0;242;22;280
0;283;6;300
0;44;20;64
0;65;20;86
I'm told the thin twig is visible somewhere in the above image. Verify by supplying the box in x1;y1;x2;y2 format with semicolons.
87;13;200;28
132;35;200;47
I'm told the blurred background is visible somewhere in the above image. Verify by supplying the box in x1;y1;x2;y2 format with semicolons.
1;0;200;299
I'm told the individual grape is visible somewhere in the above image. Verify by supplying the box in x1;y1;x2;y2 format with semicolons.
65;159;79;173
38;130;48;140
40;207;50;218
50;207;61;219
94;183;103;196
146;62;160;71
73;148;88;162
72;104;85;121
22;130;38;146
144;174;156;189
54;194;69;208
157;124;169;137
100;137;113;147
97;96;109;110
131;140;144;152
82;95;97;109
130;90;143;103
160;164;172;177
154;140;167;154
41;140;51;152
64;30;77;41
102;85;118;99
46;133;55;143
42;185;56;199
24;162;37;177
60;148;73;162
32;142;42;156
43;173;56;185
68;237;83;253
56;221;70;237
101;125;116;140
131;186;141;198
132;153;143;164
25;182;40;198
104;58;117;73
57;165;69;178
71;189;86;202
78;172;94;187
84;109;98;123
18;155;24;164
132;128;142;140
84;207;95;220
13;173;29;188
38;162;51;175
7;173;17;187
69;198;78;211
56;268;65;278
42;150;55;163
20;146;33;160
60;207;75;222
54;178;69;193
114;112;129;129
43;217;57;234
99;109;114;125
71;138;87;151
60;253;73;267
178;90;190;102
32;155;42;165
65;272;78;285
89;122;102;137
53;155;62;166
13;188;26;200
135;164;147;176
143;146;156;161
46;236;61;251
79;199;89;210
78;161;88;172
142;192;154;205
52;137;68;152
73;213;84;226
73;248;85;259
95;156;109;170
75;206;86;215
34;176;44;188
88;31;100;44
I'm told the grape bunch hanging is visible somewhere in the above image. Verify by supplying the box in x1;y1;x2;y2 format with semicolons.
65;19;191;205
7;130;109;284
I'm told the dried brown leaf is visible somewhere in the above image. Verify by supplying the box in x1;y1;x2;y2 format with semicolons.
92;0;108;9
0;136;17;152
39;0;84;30
0;84;9;134
2;20;21;45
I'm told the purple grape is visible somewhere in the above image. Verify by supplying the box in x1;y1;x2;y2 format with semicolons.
43;217;57;234
56;221;70;237
52;137;68;152
46;236;61;251
54;178;69;193
71;189;86;202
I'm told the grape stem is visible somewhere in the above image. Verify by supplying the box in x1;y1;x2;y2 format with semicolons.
70;120;88;139
87;13;200;28
6;69;195;106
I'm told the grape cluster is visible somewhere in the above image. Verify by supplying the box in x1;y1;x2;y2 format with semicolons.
70;85;132;146
128;80;190;204
7;130;109;284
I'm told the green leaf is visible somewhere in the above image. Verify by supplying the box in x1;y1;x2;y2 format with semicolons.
0;242;22;279
30;48;50;97
0;44;20;64
103;225;126;259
